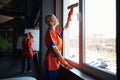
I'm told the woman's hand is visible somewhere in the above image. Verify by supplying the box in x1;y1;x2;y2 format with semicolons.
65;63;73;69
67;8;74;22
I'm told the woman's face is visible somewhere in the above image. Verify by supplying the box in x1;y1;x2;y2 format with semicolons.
51;15;59;27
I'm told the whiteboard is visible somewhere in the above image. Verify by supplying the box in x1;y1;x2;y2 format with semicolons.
25;29;39;51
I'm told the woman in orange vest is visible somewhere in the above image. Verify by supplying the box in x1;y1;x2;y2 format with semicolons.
28;32;35;57
45;8;73;80
27;32;35;72
21;33;29;73
21;32;35;73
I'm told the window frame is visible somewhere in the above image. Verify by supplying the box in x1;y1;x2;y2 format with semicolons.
63;0;116;79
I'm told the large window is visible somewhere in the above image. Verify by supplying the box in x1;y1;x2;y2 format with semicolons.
63;0;116;79
84;0;116;74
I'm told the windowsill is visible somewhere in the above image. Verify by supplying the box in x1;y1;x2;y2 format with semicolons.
67;67;96;80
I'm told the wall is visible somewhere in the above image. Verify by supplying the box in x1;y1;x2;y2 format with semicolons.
39;0;55;79
55;0;63;27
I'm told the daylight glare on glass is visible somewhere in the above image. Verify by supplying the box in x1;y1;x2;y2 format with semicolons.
84;0;116;73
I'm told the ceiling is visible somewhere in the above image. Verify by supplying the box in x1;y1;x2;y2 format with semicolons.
0;14;14;24
0;0;13;24
0;0;40;29
0;0;12;9
0;0;30;28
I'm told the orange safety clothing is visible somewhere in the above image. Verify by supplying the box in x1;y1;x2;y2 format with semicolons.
45;27;64;70
22;38;29;58
28;37;35;57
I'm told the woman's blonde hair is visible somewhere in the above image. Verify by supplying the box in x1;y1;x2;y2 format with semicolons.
45;14;55;26
29;32;34;38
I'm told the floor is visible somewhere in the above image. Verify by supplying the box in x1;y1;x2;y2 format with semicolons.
0;54;41;80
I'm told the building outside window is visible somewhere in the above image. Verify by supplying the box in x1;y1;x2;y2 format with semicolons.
84;0;116;74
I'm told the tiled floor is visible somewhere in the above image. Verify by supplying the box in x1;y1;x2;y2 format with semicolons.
0;55;40;80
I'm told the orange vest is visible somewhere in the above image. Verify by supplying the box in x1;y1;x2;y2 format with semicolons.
45;27;63;70
28;37;35;57
22;39;29;58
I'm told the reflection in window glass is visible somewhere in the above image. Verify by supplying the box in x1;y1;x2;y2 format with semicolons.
84;0;116;73
63;0;79;63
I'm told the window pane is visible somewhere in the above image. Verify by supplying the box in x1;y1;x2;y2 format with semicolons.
63;0;79;63
84;0;116;74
